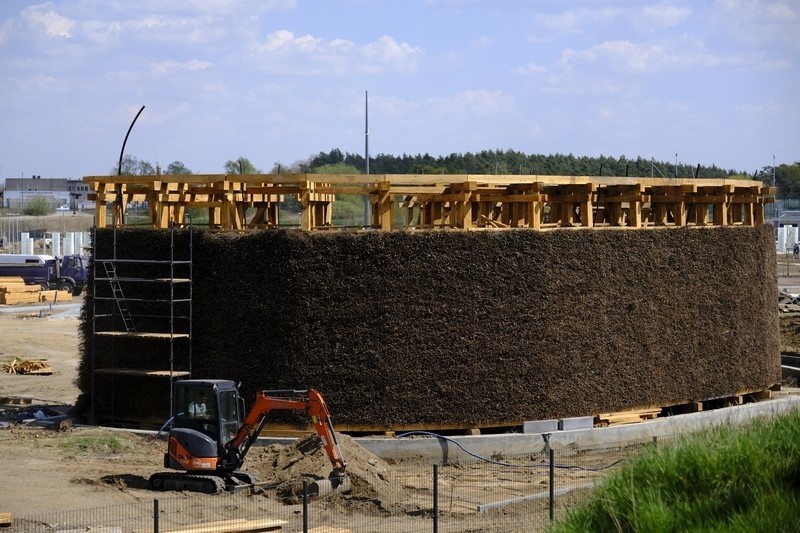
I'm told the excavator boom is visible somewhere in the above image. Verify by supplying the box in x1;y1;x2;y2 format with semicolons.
227;388;347;474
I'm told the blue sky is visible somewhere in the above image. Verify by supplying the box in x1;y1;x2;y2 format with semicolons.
0;0;797;180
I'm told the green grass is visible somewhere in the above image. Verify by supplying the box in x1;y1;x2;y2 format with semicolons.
552;411;800;532
59;434;132;455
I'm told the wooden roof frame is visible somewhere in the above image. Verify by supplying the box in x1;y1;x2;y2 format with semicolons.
83;174;775;231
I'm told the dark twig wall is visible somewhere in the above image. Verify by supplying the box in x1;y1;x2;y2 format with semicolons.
78;225;780;429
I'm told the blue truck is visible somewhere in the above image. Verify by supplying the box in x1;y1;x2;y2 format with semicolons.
0;254;87;296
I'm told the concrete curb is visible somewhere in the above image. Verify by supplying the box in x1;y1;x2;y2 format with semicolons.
352;395;800;462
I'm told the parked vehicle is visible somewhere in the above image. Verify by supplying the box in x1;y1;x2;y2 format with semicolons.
55;205;70;212
0;254;87;295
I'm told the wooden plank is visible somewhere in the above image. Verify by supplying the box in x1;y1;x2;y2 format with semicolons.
138;518;286;533
476;193;547;202
0;293;41;305
94;332;190;339
308;528;352;533
0;513;11;527
596;194;648;203
595;407;662;426
0;283;41;293
93;368;190;378
39;290;61;302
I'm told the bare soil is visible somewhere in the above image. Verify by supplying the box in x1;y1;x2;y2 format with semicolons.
0;299;622;531
0;263;795;530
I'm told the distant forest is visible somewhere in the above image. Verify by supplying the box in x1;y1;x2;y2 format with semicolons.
118;149;799;199
296;148;741;179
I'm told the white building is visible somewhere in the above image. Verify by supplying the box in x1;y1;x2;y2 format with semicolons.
3;177;92;211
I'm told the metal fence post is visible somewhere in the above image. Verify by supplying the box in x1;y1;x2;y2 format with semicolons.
153;498;159;533
549;448;555;522
433;463;439;533
302;480;308;533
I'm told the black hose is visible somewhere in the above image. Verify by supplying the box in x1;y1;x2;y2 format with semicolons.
396;430;625;472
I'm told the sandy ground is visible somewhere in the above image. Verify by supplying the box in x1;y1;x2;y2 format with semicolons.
0;296;622;531
0;264;796;531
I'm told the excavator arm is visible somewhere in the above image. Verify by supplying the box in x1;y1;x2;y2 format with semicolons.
225;389;347;475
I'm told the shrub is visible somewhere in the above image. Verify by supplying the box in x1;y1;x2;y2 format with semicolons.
23;197;50;216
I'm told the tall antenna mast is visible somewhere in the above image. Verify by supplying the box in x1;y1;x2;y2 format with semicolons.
363;91;371;226
365;90;369;175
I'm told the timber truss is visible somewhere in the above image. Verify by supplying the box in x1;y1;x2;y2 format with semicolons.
83;174;775;231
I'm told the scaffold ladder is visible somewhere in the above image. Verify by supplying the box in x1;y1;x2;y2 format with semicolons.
102;261;136;333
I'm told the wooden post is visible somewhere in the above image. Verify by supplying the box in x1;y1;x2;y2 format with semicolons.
451;181;476;229
95;183;107;228
581;183;594;227
373;181;393;230
299;181;313;231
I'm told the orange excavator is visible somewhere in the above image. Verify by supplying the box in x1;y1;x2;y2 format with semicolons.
149;379;348;494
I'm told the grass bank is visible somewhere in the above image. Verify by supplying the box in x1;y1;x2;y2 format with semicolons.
552;410;800;532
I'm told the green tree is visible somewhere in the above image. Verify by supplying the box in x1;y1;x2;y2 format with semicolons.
115;155;156;176
224;157;260;174
313;163;361;175
774;162;800;198
166;161;192;175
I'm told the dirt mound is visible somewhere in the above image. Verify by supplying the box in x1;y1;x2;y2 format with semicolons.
249;433;399;511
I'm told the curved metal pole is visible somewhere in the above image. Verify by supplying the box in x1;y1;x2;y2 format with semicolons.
118;105;146;175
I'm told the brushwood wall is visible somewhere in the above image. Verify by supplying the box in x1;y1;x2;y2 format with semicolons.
78;225;780;428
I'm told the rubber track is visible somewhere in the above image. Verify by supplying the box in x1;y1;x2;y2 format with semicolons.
149;472;226;494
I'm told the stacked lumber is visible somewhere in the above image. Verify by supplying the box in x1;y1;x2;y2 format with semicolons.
39;290;60;303
0;276;41;305
595;408;662;427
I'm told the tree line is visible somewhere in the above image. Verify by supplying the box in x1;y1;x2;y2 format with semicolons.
115;151;800;198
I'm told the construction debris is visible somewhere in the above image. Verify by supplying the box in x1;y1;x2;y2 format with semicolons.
2;358;53;375
0;401;72;430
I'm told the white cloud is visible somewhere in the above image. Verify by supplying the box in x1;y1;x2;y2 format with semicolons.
470;35;491;50
12;73;66;95
559;39;724;74
363;36;421;71
534;8;620;35
82;19;122;45
713;0;800;49
22;2;75;38
103;0;297;16
0;19;14;45
123;14;231;45
639;3;691;29
151;59;213;75
252;31;421;74
377;90;513;122
511;62;547;75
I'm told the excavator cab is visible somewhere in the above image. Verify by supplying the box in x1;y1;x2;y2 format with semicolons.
173;380;241;447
